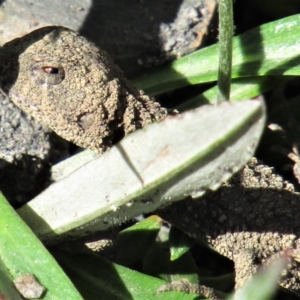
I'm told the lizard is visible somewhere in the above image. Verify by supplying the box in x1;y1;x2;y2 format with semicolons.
159;157;300;297
0;26;167;153
2;26;299;298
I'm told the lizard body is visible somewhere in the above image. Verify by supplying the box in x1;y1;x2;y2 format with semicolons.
160;158;300;293
2;27;299;298
0;26;167;153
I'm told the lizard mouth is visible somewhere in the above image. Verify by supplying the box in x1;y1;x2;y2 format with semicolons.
9;91;39;112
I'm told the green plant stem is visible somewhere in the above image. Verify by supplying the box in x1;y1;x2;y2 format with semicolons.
217;0;233;102
133;15;300;97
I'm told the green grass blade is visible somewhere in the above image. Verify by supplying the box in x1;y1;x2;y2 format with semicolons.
134;14;300;95
169;226;194;261
0;192;82;299
52;249;200;300
217;0;234;101
176;76;294;111
0;257;23;300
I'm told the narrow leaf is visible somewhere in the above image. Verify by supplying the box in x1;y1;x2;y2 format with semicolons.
169;227;195;261
0;193;82;299
53;249;199;300
18;100;265;243
134;14;300;96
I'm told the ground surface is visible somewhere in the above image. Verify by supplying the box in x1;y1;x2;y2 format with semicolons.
1;1;300;299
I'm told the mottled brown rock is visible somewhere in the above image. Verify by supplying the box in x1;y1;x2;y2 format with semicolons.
159;157;300;294
13;274;45;299
0;0;217;77
0;26;167;153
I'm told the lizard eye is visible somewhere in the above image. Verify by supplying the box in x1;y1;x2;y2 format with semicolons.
42;66;59;74
31;64;65;85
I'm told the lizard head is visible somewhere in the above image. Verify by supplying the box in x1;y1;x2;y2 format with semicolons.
0;26;166;152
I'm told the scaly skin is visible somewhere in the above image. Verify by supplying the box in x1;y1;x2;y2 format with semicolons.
0;26;167;153
159;158;300;295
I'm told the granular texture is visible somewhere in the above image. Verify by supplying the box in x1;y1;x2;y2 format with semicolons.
160;157;300;293
0;26;167;153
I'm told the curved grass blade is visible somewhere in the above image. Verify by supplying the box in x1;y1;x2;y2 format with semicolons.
0;192;82;299
18;100;265;243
